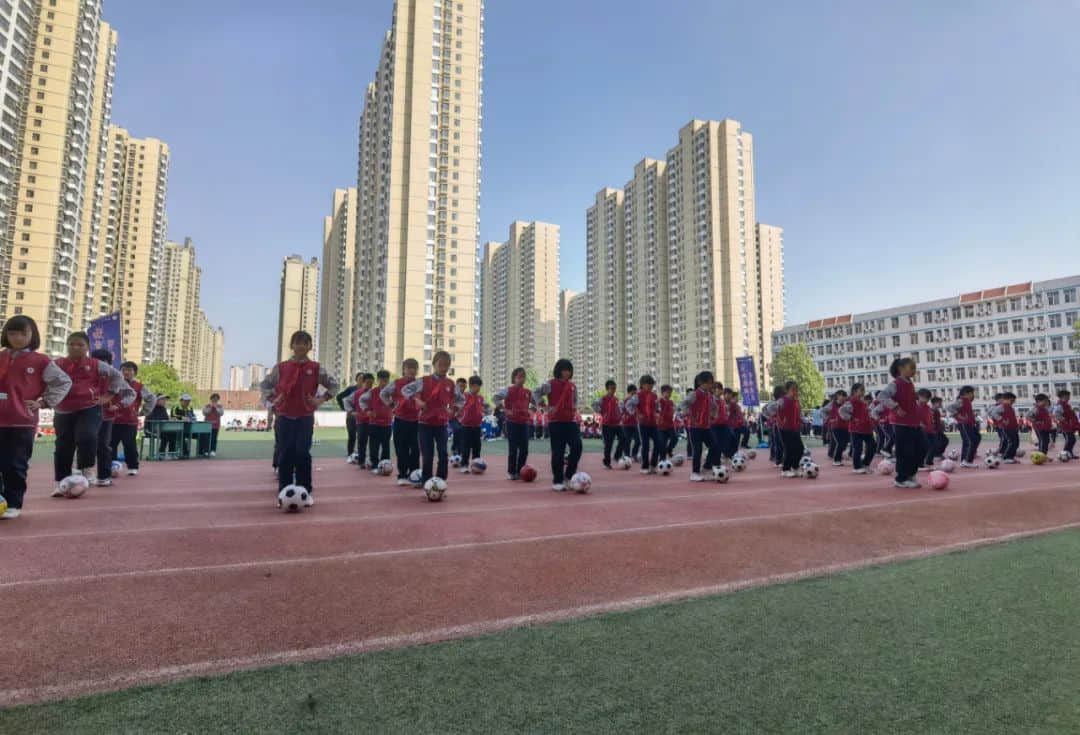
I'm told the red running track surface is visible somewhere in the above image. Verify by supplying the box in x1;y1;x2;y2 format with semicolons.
2;451;1079;705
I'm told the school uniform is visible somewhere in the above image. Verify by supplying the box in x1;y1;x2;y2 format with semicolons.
774;396;804;472
840;397;876;471
109;379;153;470
357;387;393;465
459;392;490;466
533;378;582;486
988;402;1019;460
658;397;677;459
401;374;465;482
0;348;72;511
825;401;850;464
351;387;372;467
336;384;360;457
495;385;535;477
708;394;734;466
381;377;421;481
627;389;659;470
201;404;224;454
53;356;132;482
728;401;749;451
1031;405;1053;455
946;395;980;464
592;393;623;468
916;403;934;468
260;358;338;492
1053;399;1078;458
620;398;640;462
876;377;921;483
678;388;716;475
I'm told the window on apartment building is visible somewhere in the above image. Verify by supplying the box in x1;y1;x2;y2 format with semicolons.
966;326;975;338
39;65;47;72
1053;360;1067;373
1014;341;1025;354
1049;313;1062;328
1001;343;1011;355
924;331;934;343
956;367;965;380
1051;337;1064;351
1065;288;1077;303
966;346;977;358
1067;312;1078;325
908;314;917;326
31;133;39;141
1011;319;1023;331
998;321;1008;334
996;301;1007;313
1048;291;1061;306
963;305;974;317
18;262;26;270
1016;363;1027;376
910;333;919;345
20;233;29;241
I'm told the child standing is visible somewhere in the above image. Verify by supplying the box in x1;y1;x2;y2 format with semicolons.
359;370;393;469
350;373;374;468
1031;394;1054;457
0;316;72;518
450;377;468;458
916;389;934;469
201;393;224;456
533;359;582;492
381;358;421;486
458;376;489;472
260;330;339;499
762;385;786;468
1054;390;1078;460
678;371;716;482
841;383;876;474
494;367;535;480
621;384;640;463
109;361;154;475
775;381;804;478
627;375;659;474
592;380;622;469
929;396;947;464
709;383;733;468
727;390;748;451
876;357;922;488
91;348;118;486
658;385;677;460
52;332;132;496
824;390;850;467
989;392;1020;463
400;352;465;483
947;386;980;468
336;372;363;462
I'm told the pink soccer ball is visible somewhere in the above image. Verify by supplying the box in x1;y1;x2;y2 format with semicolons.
928;470;950;491
940;459;956;473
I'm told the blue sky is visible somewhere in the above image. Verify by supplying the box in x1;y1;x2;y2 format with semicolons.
104;0;1080;369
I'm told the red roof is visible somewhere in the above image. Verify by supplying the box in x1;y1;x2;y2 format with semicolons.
982;287;1006;298
960;291;982;303
1005;282;1032;295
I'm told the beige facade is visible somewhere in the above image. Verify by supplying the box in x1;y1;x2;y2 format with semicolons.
2;0;107;354
317;187;356;380
277;255;318;362
157;238;201;380
105;127;170;364
353;0;484;377
755;224;785;379
71;21;116;328
479;221;559;387
585;187;625;396
228;365;245;392
624;158;668;385
559;289;588;389
248;362;267;388
190;314;223;391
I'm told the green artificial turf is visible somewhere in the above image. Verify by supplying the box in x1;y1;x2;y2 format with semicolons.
5;530;1080;734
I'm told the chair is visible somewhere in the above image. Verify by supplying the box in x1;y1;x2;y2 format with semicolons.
142;420;186;460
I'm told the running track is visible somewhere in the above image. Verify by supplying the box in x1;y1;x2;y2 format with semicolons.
2;452;1079;706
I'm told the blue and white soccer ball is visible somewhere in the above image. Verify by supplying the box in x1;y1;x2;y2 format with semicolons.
110;460;123;478
60;474;90;498
450;454;463;468
470;458;487;474
424;477;448;502
410;469;425;487
568;472;592;494
277;485;309;512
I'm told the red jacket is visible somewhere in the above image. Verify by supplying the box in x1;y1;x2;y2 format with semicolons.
202;403;224;429
728;401;745;430
268;359;325;419
385;377;420;422
1031;405;1053;432
951;396;975;426
887;378;921;428
684;389;713;430
352;388;370;424
501;385;533;424
997;403;1018;430
540;379;577;423
917;403;934;433
0;349;69;428
1057;400;1079;432
55;357;106;413
408;375;460;427
846;397;873;434
827;402;848;431
658;397;675;430
363;386;394;427
460;392;487;428
635;390;658;427
620;397;637;427
112;379;147;426
710;395;729;427
593;394;621;426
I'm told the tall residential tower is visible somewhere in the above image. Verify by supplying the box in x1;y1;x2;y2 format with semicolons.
317;187;356;380
277;255;318;362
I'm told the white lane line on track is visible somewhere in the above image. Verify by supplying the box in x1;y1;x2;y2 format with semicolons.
1;519;1076;708
2;481;1077;589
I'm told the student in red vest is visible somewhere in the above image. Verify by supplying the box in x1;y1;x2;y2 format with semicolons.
1054;389;1078;460
876;357;922;487
51;332;132;496
347;373;374;468
0;316;72;519
708;382;733;469
928;396;948;465
358;370;394;470
458;375;490;472
591;379;622;469
824;390;850;467
627;374;659;474
915;389;935;469
726;389;749;451
761;385;786;468
1030;393;1054;457
658;384;677;460
90;348;119;486
201;393;225;456
988;391;1020;463
946;385;980;468
260;330;339;499
494;367;536;480
774;380;804;477
621;384;639;463
840;383;876;474
400;351;465;483
109;361;154;475
678;370;716;482
380;358;421;486
533;359;582;492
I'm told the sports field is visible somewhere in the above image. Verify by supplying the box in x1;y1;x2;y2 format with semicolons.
3;444;1079;733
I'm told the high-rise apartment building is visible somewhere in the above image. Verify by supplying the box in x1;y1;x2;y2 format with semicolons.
191;314;223;391
229;365;246;392
248;362;267;388
277;255;318;362
773;277;1080;411
479;221;559;387
104;127;169;363
584;119;783;395
71;21;116;327
2;0;107;354
352;0;484;377
559;289;588;390
157;238;201;380
317;187;356;380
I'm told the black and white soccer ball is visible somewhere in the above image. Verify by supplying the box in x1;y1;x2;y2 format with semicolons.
672;453;686;467
712;465;729;483
568;472;592;494
732;454;747;472
984;454;1001;469
449;454;463;468
277;484;310;512
424;476;447;502
657;460;673;476
802;463;820;479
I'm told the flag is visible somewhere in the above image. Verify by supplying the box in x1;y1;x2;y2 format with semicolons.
736;356;760;407
88;312;123;369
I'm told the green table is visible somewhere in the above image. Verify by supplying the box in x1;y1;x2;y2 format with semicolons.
142;420;186;460
186;421;213;457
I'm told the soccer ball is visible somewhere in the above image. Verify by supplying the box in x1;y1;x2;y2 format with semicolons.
672;453;686;467
877;460;895;476
568;472;592;494
800;455;815;469
409;469;425;487
277;485;309;512
928;470;950;491
940;459;956;473
712;465;729;483
985;455;1001;469
470;458;487;474
946;448;960;461
731;455;747;472
1058;451;1072;463
657;460;673;475
802;463;820;479
803;448;812;458
519;464;537;482
60;474;90;498
347;453;359;464
0;495;7;515
618;456;633;470
746;449;757;460
1030;451;1047;465
110;460;123;478
424;477;448;502
1015;448;1026;458
375;459;394;475
450;454;463;468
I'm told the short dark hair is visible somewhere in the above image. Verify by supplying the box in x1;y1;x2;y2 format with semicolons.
90;348;112;363
553;358;573;379
355;372;365;381
1034;393;1049;403
363;373;375;382
917;388;932;399
289;330;312;347
994;393;1003;401
469;375;482;386
931;396;943;405
1058;389;1071;399
120;361;138;373
511;367;527;382
639;374;655;387
1003;391;1017;400
784;380;798;392
834;389;847;398
693;371;714;388
456;377;468;385
851;382;865;395
377;369;390;380
772;385;785;399
625;384;637;394
403;358;419;369
210;393;221;401
1;315;41;351
605;379;617;390
68;331;90;346
959;385;975;398
660;384;673;393
432;350;452;366
889;357;915;378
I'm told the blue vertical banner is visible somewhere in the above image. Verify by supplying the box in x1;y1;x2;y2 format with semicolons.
88;312;123;369
736;356;759;407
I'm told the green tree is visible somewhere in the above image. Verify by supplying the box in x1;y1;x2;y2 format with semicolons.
770;343;825;408
138;361;203;406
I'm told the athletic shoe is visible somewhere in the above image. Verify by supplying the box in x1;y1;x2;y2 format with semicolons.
649;468;658;475
551;483;566;492
690;473;704;482
639;469;650;475
209;451;216;457
893;480;908;488
832;462;843;467
782;470;797;478
960;461;978;468
346;456;357;464
396;479;412;486
1;508;21;519
904;480;922;488
460;468;471;474
852;468;868;475
128;469;139;476
602;461;612;470
51;485;65;498
1003;459;1019;464
96;479;112;487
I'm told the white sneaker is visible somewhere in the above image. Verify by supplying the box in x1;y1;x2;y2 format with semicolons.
396;478;412;486
96;478;112;487
507;473;516;480
128;469;138;476
690;473;704;482
460;468;471;474
209;451;216;457
782;470;797;478
1;508;21;519
832;462;843;467
904;480;922;488
640;469;650;475
51;484;65;498
894;480;908;488
552;483;566;492
960;461;977;469
1003;459;1019;464
346;456;357;464
852;468;868;475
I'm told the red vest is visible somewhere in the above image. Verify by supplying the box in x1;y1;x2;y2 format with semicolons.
952;396;975;426
728;402;745;430
889;378;920;427
636;390;658;427
917;403;934;433
367;387;393;426
273;360;322;419
546;379;577;423
657;398;675;430
687;389;713;429
503;385;533;424
352;388;370;424
596;394;621;426
55;357;104;412
418;375;456;426
848;397;874;434
620;397;637;427
111;379;145;426
1031;405;1052;432
203;404;222;429
460;392;486;427
390;377;420;422
710;395;728;428
1058;401;1078;432
829;402;848;431
997;404;1018;430
776;396;802;431
0;349;55;427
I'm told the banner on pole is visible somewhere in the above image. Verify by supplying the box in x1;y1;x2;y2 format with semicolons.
88;312;123;369
736;356;760;407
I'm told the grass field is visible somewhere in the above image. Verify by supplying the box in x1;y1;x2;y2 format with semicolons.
4;530;1080;733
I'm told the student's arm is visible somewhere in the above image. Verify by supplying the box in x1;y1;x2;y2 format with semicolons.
357;391;372;413
532;381;551;406
591;397;604;414
140;388;156;415
342;393;356;413
453;387;466;412
988;404;1004;421
677;393;694;415
838;402;853;422
399;379;425;400
260;365;280;405
626;394;639;412
876;382;899;410
37;360;73;409
335;385;356;410
317;367;340;402
945;399;963;416
492;388;508;408
379;382;396;407
99;362;135;406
